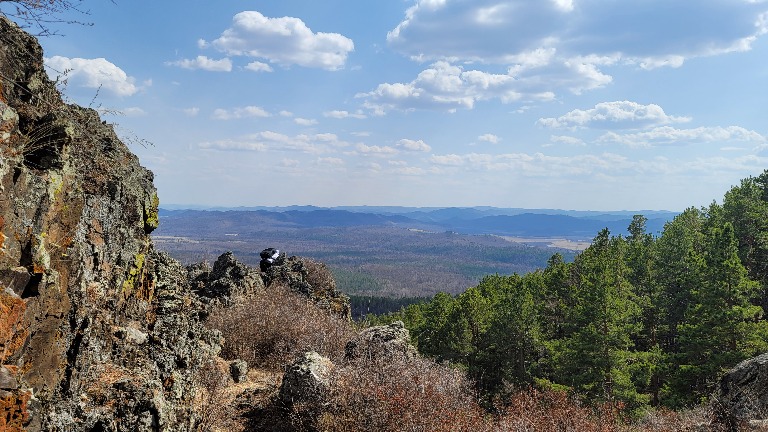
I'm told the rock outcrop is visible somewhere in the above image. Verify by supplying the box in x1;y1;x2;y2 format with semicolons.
0;17;219;431
188;251;264;303
716;352;768;430
263;255;351;320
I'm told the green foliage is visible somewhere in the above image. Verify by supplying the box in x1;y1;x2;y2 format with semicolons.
370;170;768;415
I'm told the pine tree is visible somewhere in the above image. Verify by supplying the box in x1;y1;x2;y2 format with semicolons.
553;229;645;406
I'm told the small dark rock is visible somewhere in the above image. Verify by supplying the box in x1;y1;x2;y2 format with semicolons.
230;360;248;383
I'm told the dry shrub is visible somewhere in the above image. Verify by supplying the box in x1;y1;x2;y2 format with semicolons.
206;284;355;369
302;259;336;293
495;389;631;432
636;405;726;432
319;356;491;432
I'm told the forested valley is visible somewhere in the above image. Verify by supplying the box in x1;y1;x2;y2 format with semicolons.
372;170;768;414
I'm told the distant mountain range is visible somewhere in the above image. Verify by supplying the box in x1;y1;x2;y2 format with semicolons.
157;206;678;240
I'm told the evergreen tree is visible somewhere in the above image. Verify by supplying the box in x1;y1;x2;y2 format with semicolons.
474;274;542;395
553;229;645;406
672;222;767;405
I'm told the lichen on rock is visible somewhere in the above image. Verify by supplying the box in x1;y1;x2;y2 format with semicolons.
0;16;220;431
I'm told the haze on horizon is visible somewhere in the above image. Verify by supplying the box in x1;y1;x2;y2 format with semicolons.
20;0;768;212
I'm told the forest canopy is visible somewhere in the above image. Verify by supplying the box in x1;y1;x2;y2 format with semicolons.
376;170;768;412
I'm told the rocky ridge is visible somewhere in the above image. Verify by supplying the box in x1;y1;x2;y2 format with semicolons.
0;17;220;431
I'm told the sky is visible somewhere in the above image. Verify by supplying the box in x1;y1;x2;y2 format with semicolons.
7;0;768;211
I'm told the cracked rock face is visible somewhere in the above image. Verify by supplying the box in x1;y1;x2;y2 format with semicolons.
716;353;768;427
0;17;219;431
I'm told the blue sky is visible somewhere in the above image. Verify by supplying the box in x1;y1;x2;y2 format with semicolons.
11;0;768;210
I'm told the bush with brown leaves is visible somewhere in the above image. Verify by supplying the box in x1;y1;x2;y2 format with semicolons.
206;284;355;369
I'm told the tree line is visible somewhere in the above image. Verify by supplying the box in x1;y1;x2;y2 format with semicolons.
375;170;768;413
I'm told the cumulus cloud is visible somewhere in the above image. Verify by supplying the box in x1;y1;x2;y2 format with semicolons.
597;126;767;148
207;11;354;70
295;118;318;126
212;106;271;120
244;61;273;72
183;107;200;117
359;59;614;113
356;143;399;156
550;135;585;146
199;139;267;151
478;133;500;144
387;0;768;67
166;55;232;72
430;154;465;166
324;110;367;119
538;101;691;130
44;56;142;96
397;139;431;152
380;1;768;110
199;131;350;154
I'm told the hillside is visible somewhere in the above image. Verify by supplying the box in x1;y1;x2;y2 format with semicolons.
152;207;675;299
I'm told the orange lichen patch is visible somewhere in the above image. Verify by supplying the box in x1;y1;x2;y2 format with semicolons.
0;389;31;431
86;363;127;404
0;292;27;363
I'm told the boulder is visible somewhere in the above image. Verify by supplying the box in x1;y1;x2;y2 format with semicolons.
279;351;333;408
344;321;417;363
229;360;248;383
715;352;768;429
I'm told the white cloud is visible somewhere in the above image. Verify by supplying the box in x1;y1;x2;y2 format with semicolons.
166;55;232;72
538;101;691;130
199;139;267;151
44;56;142;96
212;106;271;120
295;118;318;126
397;138;431;152
208;11;354;70
183;107;200;117
478;133;500;144
380;0;768;110
324;110;367;119
244;61;273;72
597;126;767;148
279;110;294;117
202;131;352;154
423;150;768;181
121;107;146;117
281;158;300;167
359;60;609;114
356;143;399;156
387;0;768;67
430;154;465;166
550;135;585;146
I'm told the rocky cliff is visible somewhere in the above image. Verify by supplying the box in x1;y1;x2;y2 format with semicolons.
0;17;219;431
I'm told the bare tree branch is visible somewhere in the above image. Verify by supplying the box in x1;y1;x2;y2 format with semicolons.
0;0;93;36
